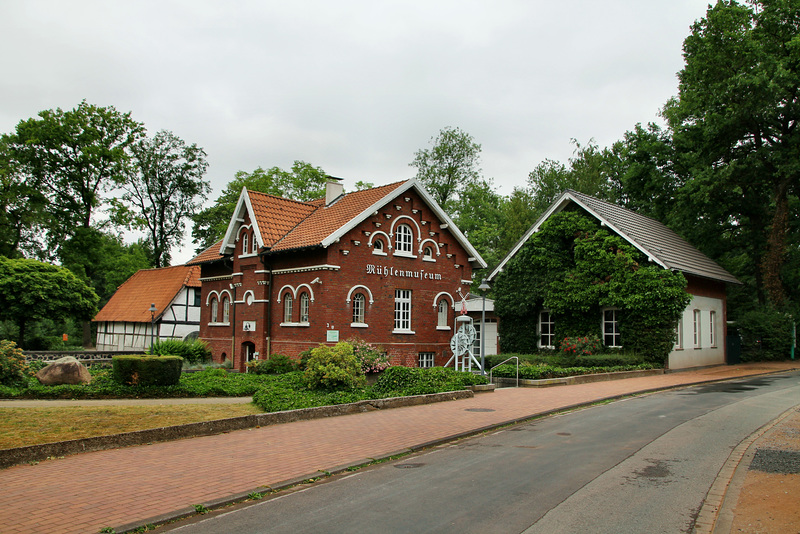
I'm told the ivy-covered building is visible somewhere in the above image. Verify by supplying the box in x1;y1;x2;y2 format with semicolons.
487;190;740;369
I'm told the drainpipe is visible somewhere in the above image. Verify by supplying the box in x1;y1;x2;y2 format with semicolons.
261;254;273;357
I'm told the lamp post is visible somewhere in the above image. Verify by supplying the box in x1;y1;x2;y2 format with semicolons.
478;279;491;375
149;303;157;351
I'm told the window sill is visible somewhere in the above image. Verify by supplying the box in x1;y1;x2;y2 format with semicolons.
436;326;451;331
350;322;369;328
209;322;231;327
423;257;436;263
392;329;416;335
372;250;387;256
393;252;417;259
281;322;310;327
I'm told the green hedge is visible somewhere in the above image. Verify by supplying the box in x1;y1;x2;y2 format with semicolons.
147;339;211;364
112;355;183;387
491;362;656;380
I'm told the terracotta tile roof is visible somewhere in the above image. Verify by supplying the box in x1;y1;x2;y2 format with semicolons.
247;192;318;248
271;181;407;252
93;265;200;323
186;240;225;266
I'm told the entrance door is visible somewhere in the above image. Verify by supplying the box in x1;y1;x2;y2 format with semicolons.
242;342;256;372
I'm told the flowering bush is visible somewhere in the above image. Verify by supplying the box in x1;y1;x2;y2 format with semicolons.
347;337;390;374
558;335;602;356
0;340;28;387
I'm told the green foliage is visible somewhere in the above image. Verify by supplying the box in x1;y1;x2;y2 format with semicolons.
112;355;183;387
4;100;144;259
191;161;327;252
491;361;656;380
373;366;486;396
0;256;100;348
147;339;211;364
0;340;28;387
111;130;210;268
347;337;389;374
663;0;800;308
410;126;482;211
303;342;365;390
246;354;298;375
494;211;690;363
737;308;794;361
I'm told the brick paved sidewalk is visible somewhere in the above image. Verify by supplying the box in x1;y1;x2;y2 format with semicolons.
0;362;798;534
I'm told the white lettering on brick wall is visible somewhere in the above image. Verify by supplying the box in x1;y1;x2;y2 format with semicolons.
364;264;442;280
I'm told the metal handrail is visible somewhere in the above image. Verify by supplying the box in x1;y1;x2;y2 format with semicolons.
489;356;519;388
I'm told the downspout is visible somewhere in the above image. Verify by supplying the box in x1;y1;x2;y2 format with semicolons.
261;253;273;357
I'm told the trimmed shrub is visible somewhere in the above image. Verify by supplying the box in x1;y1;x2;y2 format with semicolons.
247;354;298;375
373;366;486;396
147;339;211;364
0;340;28;387
303;342;365;390
112;355;183;387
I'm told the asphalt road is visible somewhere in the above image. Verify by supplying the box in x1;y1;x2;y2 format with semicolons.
164;372;800;534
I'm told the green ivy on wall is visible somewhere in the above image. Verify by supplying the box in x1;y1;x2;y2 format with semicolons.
493;210;691;363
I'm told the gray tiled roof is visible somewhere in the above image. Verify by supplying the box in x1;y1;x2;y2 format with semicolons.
488;190;740;284
564;190;740;284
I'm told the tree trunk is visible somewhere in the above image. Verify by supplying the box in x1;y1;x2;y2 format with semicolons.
761;179;790;307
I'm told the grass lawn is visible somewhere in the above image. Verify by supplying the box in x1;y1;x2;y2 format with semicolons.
0;404;263;449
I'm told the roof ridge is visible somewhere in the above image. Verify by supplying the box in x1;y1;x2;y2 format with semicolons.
247;189;318;208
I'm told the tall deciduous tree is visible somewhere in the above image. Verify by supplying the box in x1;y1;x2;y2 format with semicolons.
112;130;210;267
663;0;800;308
7;101;144;258
192;161;327;252
0;257;99;348
0;136;48;259
410;126;482;211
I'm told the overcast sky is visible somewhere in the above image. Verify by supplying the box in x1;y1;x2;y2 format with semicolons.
1;1;712;263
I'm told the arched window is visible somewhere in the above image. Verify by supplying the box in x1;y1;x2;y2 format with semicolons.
299;292;310;323
222;296;230;324
424;246;433;260
395;224;412;254
242;233;249;255
437;299;448;327
373;238;384;253
283;293;293;323
251;232;258;254
353;293;366;324
210;296;219;323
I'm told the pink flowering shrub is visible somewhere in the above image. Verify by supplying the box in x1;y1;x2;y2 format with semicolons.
347;337;390;374
558;335;602;356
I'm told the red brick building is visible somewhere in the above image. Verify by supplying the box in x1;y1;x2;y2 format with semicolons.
188;179;486;372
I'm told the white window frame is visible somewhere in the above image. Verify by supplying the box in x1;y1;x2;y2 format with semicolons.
693;309;702;349
709;310;716;348
242;233;249;256
539;310;555;349
222;296;230;325
675;316;684;350
418;352;435;368
352;292;366;326
283;294;293;323
603;308;621;348
394;224;413;256
394;289;413;333
299;292;310;324
251;232;258;254
210;296;219;324
437;299;448;328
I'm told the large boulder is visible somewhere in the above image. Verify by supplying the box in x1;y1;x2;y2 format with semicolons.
35;356;92;386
